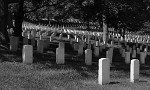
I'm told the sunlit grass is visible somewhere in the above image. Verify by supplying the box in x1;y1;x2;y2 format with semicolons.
0;46;150;90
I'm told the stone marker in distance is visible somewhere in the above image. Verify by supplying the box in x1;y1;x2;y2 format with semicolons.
85;49;92;65
94;47;100;57
140;52;146;64
56;42;65;64
22;45;33;64
125;52;130;64
37;40;44;53
10;36;19;51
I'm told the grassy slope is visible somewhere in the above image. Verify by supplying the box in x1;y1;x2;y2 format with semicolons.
0;45;150;90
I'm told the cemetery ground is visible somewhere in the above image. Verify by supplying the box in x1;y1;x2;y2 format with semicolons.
1;44;150;90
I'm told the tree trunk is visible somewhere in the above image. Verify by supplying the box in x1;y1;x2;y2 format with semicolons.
4;2;10;43
0;0;10;45
122;28;125;39
13;1;24;40
102;14;108;44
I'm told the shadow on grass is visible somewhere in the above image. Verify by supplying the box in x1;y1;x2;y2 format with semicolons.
140;64;150;70
34;57;98;79
32;51;150;79
109;82;120;85
32;51;99;79
0;48;129;80
0;47;23;63
140;71;150;77
0;54;9;62
111;62;130;72
139;80;148;82
2;44;150;80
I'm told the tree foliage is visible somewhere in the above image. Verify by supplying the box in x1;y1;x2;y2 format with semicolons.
4;0;150;38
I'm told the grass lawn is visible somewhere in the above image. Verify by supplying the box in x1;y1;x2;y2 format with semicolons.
0;45;150;90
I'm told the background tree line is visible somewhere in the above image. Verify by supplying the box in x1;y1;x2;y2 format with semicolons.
0;0;150;45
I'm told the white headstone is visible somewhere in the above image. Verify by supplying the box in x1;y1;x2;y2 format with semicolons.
70;39;73;45
76;37;79;42
50;36;52;42
22;45;33;64
125;52;130;64
130;59;139;83
132;50;136;58
98;58;110;85
111;40;114;45
59;42;64;49
133;45;136;50
122;49;125;57
92;41;96;49
106;49;113;64
31;30;36;38
140;52;146;64
40;35;43;40
74;35;77;40
137;48;140;54
56;45;65;64
85;49;92;65
37;40;44;53
74;43;79;51
67;35;70;40
22;31;26;37
144;48;147;53
10;36;19;51
119;48;123;55
130;37;133;42
78;44;83;55
140;45;143;51
59;33;63;40
36;32;40;37
28;33;32;39
129;47;132;54
96;41;99;47
84;38;87;43
99;39;101;44
94;47;100;57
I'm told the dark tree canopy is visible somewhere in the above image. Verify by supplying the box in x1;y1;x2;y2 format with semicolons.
0;0;150;45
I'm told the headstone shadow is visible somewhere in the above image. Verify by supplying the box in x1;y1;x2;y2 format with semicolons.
139;80;147;82
109;81;120;84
